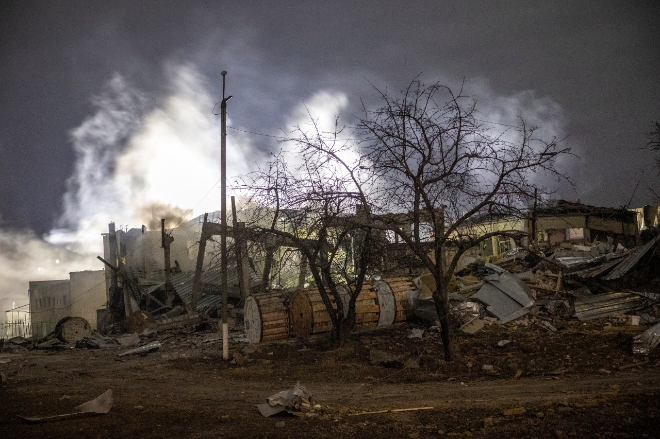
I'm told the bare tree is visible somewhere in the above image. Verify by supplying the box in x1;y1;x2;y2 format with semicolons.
358;80;571;361
236;118;379;344
238;80;570;355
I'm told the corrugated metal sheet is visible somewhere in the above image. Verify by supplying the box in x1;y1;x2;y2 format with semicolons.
573;291;656;320
556;256;592;267
472;283;523;321
171;268;260;315
572;257;625;279
604;234;660;280
471;272;535;322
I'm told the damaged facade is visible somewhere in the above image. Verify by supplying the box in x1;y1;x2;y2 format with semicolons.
472;200;638;258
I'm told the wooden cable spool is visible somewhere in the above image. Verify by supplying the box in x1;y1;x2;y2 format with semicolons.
383;277;416;322
289;285;379;337
54;316;92;343
244;292;289;344
372;278;416;324
289;289;337;337
350;286;380;327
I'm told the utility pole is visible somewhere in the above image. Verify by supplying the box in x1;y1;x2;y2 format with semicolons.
220;71;232;361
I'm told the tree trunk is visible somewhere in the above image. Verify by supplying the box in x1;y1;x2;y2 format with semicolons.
432;289;452;361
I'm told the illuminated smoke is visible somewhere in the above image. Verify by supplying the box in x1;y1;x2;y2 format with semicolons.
0;70;572;316
48;63;258;252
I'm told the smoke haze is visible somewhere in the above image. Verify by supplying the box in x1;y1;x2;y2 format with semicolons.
0;64;601;318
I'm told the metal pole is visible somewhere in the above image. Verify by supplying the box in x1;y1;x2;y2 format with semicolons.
220;71;231;361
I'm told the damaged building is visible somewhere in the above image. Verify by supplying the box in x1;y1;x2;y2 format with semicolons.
470;200;638;258
27;271;105;338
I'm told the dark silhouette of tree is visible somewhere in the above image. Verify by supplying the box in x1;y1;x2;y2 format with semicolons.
357;80;571;360
236;117;379;344
238;79;571;356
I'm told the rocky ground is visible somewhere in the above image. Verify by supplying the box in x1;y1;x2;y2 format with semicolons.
1;319;659;439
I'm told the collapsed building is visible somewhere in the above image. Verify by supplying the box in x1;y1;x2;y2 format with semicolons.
9;199;660;356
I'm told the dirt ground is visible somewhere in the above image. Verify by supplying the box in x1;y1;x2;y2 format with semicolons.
1;320;659;439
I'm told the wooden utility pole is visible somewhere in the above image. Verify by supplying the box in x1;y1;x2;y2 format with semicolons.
220;71;232;361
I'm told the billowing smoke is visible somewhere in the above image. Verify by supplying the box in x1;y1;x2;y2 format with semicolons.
0;64;262;317
281;80;572;200
49;63;259;252
0;69;572;319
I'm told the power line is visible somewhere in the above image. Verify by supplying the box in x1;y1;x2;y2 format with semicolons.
228;126;357;142
171;177;223;230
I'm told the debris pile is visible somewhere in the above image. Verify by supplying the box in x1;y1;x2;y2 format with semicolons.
257;381;317;417
412;234;660;354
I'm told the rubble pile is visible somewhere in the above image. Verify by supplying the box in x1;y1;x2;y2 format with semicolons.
413;235;660;355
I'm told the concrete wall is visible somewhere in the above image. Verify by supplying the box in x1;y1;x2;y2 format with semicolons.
28;280;70;338
70;270;106;330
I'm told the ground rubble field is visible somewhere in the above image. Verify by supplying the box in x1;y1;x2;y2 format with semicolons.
1;319;659;439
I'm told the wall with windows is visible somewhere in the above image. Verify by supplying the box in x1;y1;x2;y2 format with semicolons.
28;280;71;338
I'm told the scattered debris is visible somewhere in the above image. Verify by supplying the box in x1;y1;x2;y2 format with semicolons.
451;302;482;325
604;234;660;280
407;328;424;339
497;339;512;347
19;389;113;423
348;407;434;416
116;333;140;347
482;364;497;375
412;298;439;322
118;341;162;357
257;381;314;417
471;272;535;323
459;318;485;334
55;316;92;344
632;321;660;355
574;292;656;321
539;321;558;332
232;333;249;343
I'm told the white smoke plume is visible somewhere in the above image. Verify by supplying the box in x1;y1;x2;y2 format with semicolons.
0;70;572;319
0;64;261;317
48;64;260;251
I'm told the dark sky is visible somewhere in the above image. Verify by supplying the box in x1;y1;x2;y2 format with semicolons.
1;0;659;237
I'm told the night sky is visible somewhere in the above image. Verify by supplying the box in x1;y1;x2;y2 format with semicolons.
0;1;659;309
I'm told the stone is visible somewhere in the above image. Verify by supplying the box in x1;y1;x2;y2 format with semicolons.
503;407;526;416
